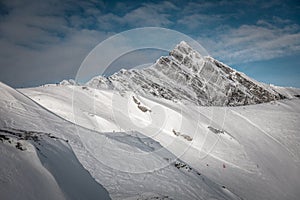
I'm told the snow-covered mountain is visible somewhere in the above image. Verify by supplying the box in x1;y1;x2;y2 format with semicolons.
87;41;284;106
1;41;300;200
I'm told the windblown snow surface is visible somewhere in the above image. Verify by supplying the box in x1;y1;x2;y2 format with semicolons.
1;42;300;200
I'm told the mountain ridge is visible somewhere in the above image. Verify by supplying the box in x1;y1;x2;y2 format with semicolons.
85;41;285;106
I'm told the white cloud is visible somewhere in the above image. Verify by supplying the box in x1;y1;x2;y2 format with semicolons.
178;14;226;29
97;1;178;29
122;6;172;27
199;19;300;64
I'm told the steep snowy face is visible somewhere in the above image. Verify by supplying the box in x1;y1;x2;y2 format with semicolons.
87;41;284;106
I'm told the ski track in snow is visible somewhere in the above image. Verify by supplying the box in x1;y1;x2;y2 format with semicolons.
229;109;296;158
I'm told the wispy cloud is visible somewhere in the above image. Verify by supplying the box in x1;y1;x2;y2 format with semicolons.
178;13;227;30
199;17;300;64
97;1;178;29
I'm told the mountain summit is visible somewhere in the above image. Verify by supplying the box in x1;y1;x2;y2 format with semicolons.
87;41;284;106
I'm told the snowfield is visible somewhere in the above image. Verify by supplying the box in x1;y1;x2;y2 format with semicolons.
1;42;300;200
15;81;300;200
1;82;243;200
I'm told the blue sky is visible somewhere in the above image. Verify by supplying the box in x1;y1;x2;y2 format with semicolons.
0;0;299;88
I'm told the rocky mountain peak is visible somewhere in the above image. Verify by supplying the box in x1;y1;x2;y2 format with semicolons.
86;41;285;106
172;41;193;56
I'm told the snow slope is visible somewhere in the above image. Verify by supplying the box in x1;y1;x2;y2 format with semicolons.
1;82;240;200
0;140;65;200
21;81;300;200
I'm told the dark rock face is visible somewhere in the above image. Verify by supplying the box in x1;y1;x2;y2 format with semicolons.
212;59;284;105
87;41;285;106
